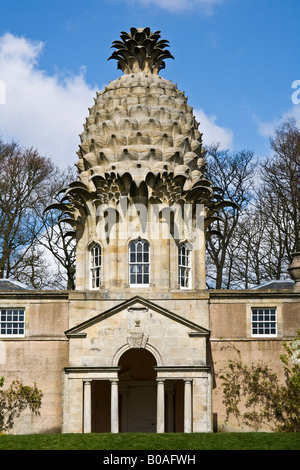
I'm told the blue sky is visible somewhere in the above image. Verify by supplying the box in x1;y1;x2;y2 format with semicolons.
0;0;299;169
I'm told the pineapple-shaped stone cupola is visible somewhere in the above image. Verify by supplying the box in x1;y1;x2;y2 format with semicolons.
45;28;237;291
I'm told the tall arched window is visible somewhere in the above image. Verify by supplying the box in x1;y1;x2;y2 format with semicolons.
178;243;191;289
129;238;150;286
90;243;101;289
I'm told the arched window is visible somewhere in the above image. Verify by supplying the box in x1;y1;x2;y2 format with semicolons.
129;238;150;286
90;243;101;289
178;243;191;289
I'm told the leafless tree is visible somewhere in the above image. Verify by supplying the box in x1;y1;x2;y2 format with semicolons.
205;118;300;289
259;118;300;258
205;145;257;288
0;139;76;289
0;140;56;280
37;166;77;290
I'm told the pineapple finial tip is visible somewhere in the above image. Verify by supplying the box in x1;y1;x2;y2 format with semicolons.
108;27;174;75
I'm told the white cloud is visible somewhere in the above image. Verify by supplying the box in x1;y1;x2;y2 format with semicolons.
0;33;233;171
0;33;97;168
256;105;300;139
123;0;224;13
254;81;300;139
194;109;234;149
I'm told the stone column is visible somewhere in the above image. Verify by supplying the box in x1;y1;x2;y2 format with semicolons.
111;380;119;433
156;379;165;433
83;380;92;433
184;379;192;433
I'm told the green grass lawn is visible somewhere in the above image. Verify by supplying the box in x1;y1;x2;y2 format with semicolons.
0;432;299;450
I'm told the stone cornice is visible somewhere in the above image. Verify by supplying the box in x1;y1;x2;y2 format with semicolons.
64;366;121;374
208;289;299;300
0;288;297;301
0;290;69;300
154;365;212;372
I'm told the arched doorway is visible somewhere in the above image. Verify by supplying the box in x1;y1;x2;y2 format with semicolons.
89;348;185;433
118;348;157;432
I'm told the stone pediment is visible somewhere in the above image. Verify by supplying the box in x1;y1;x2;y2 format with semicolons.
65;295;209;339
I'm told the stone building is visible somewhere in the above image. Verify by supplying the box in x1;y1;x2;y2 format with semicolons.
0;28;299;434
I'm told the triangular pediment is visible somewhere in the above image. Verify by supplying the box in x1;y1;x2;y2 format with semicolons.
65;295;209;338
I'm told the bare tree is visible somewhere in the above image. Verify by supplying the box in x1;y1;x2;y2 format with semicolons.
205;145;257;288
0;140;56;280
37;166;77;290
228;201;286;288
0;139;76;290
205;118;299;289
260;118;300;259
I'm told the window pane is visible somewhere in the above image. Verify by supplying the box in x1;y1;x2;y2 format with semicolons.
0;309;25;337
251;308;277;337
129;239;150;285
178;243;191;289
90;243;101;288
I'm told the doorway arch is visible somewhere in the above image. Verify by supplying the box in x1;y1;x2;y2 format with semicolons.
89;348;184;433
118;348;157;432
118;348;157;380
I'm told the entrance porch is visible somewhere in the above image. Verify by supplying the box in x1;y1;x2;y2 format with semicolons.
63;348;212;433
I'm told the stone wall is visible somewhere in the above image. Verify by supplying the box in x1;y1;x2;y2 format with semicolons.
1;287;299;434
0;292;69;434
209;289;300;431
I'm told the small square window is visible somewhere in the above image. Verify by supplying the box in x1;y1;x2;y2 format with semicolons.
0;309;25;337
251;308;277;337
